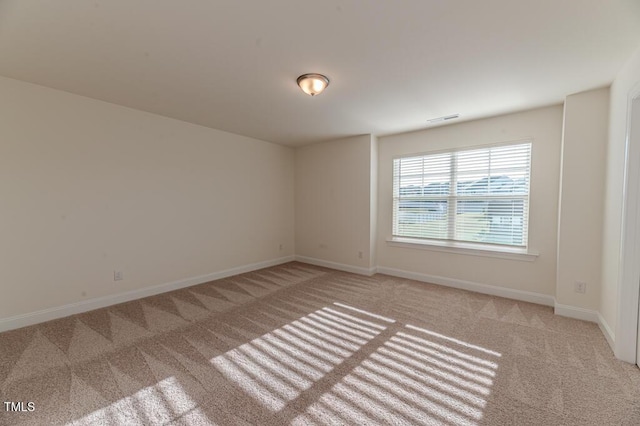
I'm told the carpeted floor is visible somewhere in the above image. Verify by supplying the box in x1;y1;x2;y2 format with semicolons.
1;262;639;425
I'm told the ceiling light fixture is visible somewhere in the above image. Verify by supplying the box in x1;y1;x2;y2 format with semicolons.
297;73;330;96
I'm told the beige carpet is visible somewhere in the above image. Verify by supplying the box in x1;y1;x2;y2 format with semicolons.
1;262;639;425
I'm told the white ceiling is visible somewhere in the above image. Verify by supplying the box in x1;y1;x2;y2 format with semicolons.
0;1;639;146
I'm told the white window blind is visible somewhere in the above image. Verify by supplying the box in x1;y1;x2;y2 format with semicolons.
393;142;532;247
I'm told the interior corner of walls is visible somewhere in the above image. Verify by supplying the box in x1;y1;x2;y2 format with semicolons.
553;303;615;352
553;303;599;323
597;312;615;351
294;255;376;276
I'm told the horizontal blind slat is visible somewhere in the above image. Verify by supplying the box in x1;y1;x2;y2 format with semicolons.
393;142;531;247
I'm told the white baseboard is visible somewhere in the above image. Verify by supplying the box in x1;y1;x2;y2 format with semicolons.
597;312;616;350
376;266;555;307
0;255;295;333
554;303;599;323
377;266;620;347
555;306;618;350
2;257;619;356
295;256;377;276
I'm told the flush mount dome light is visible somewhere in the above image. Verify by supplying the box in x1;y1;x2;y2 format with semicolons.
297;73;330;96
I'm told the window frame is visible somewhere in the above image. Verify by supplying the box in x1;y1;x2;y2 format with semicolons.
389;140;537;259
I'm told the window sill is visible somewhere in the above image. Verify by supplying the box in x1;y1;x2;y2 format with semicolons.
386;237;539;262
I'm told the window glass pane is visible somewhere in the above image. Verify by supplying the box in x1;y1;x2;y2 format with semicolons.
455;199;527;245
396;200;448;239
392;142;531;248
455;200;490;242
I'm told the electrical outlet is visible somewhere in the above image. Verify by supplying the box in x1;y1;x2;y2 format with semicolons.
279;244;284;251
114;270;123;281
358;251;363;259
575;281;587;294
319;243;327;249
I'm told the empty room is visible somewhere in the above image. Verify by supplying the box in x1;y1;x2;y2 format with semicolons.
1;1;640;425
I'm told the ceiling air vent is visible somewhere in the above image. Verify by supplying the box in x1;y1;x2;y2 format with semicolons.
427;114;460;124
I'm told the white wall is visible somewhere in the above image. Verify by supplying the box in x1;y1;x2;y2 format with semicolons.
0;76;295;321
601;44;640;340
295;134;376;272
0;59;629;338
377;106;564;296
369;136;379;266
556;87;610;310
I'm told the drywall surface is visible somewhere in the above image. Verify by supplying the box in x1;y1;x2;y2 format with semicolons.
0;76;294;320
556;87;609;310
295;134;375;270
377;106;564;295
601;44;640;334
370;136;379;267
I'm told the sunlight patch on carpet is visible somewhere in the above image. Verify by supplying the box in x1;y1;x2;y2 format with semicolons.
73;376;196;425
210;304;390;412
210;302;500;424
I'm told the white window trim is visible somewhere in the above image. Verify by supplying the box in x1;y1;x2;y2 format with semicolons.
386;236;539;262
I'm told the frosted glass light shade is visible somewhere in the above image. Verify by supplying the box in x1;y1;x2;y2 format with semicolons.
297;74;330;96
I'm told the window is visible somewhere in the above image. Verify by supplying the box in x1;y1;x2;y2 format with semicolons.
393;142;532;248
